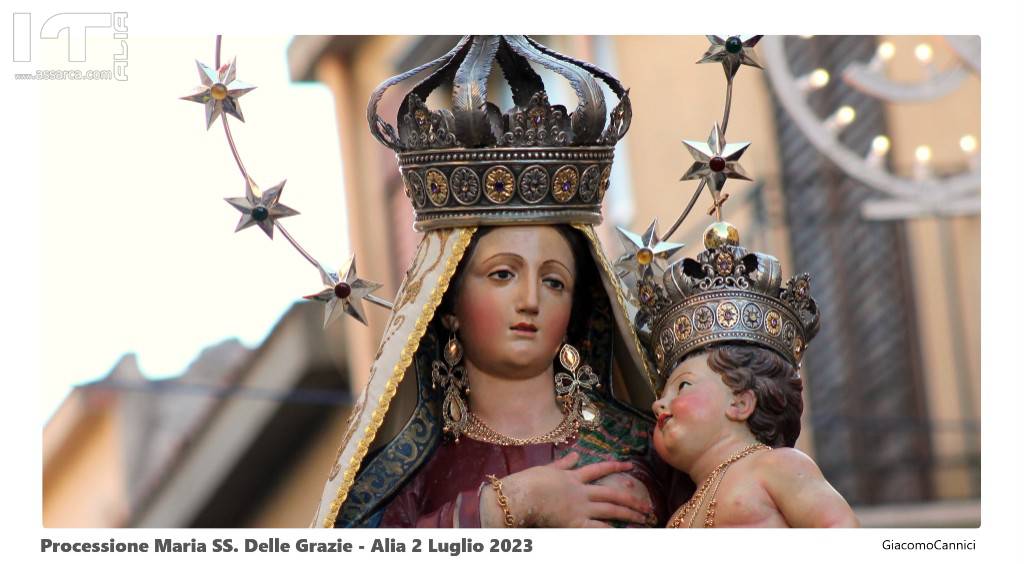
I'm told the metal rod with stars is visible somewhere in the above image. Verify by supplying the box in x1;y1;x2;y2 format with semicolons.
616;35;763;302
183;35;393;327
662;35;761;241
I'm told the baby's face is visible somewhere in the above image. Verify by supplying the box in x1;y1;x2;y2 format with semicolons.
651;352;735;470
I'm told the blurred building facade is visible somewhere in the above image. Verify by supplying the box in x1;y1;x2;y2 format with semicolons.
44;35;980;527
44;303;356;527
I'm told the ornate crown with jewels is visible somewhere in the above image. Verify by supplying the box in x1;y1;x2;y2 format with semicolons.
366;35;632;231
612;35;820;377
636;221;820;374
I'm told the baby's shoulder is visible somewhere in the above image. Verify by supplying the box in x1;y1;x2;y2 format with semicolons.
751;447;825;484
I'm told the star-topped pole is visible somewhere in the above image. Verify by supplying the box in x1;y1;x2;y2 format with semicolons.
615;220;685;281
698;35;763;81
680;122;752;212
662;35;765;241
184;35;394;328
303;258;391;328
225;179;299;239
180;57;256;130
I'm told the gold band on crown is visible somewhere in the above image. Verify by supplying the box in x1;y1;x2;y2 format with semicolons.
651;287;809;374
398;146;614;231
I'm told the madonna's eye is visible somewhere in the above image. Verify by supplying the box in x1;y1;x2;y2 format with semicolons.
543;277;566;290
677;381;691;392
489;269;514;281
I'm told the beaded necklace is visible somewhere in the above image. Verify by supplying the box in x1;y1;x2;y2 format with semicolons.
462;410;579;446
667;442;771;528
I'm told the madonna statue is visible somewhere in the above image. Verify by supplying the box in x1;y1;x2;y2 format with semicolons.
311;35;689;528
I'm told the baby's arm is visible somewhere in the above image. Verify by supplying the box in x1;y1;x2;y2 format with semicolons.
760;448;860;528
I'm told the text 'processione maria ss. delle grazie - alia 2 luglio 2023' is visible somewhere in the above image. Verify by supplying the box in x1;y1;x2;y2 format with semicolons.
40;536;534;555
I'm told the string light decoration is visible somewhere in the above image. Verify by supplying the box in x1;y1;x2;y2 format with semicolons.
762;35;980;220
180;36;393;328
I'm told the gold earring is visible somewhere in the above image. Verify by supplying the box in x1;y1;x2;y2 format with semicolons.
432;331;470;442
554;343;601;432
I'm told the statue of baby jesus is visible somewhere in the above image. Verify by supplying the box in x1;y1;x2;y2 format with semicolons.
652;344;859;528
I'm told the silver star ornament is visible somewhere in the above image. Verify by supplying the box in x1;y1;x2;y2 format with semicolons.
225;180;299;239
681;123;752;198
615;220;685;281
698;35;763;80
180;57;256;130
303;258;384;327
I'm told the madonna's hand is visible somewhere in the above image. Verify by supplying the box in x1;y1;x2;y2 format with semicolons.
481;452;654;527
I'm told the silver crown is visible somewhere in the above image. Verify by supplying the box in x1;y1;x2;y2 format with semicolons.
366;35;631;231
635;222;820;375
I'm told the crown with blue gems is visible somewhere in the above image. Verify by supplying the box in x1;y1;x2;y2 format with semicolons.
635;221;821;375
366;35;631;231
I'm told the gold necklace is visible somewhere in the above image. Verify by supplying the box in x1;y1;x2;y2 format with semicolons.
667;442;771;528
462;410;580;446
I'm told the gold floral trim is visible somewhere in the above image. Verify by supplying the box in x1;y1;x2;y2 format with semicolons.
572;224;657;395
551;166;579;203
716;301;739;329
484;166;515;204
674;315;693;341
425;169;450;206
765;309;782;337
321;226;477;528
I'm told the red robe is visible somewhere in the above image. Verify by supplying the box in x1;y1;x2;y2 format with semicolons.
379;434;666;527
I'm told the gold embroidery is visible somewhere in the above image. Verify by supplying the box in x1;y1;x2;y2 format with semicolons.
374;315;405;363
391;236;430;313
573;224;657;395
322;227;476;527
393;230;452;313
330;384;369;481
580;432;616;454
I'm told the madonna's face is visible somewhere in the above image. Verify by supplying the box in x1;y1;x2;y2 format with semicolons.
453;226;576;379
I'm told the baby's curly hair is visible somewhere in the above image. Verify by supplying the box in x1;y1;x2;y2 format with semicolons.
703;344;804;448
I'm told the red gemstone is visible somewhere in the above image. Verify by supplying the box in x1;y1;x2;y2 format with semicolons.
710;157;726;172
334;282;352;299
